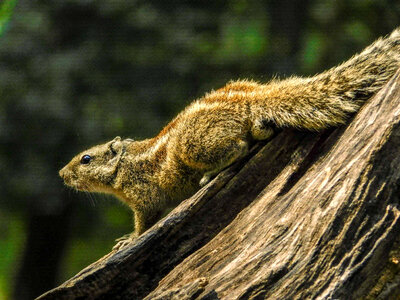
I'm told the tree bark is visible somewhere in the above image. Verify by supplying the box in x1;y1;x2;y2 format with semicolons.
37;70;400;300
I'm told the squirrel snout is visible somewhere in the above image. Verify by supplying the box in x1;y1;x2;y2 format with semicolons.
59;166;69;181
59;166;78;187
59;167;73;187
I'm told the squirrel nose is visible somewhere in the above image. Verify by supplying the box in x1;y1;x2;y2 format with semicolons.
59;167;66;179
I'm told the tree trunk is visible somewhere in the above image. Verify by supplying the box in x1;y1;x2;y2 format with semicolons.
37;70;400;300
14;196;73;300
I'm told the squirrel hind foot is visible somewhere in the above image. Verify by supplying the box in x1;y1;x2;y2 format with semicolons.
251;119;276;140
199;173;214;186
199;139;249;186
199;174;210;186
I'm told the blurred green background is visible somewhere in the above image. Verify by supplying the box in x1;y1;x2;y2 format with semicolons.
0;0;398;299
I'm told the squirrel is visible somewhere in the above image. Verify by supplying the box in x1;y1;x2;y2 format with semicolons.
59;28;400;245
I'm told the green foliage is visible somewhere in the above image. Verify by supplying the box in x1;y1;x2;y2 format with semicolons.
216;17;268;63
60;198;132;281
301;30;327;73
0;212;25;300
0;0;16;37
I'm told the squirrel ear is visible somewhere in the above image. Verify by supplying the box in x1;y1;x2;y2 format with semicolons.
109;137;123;155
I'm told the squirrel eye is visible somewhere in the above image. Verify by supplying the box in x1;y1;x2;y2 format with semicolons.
80;155;92;164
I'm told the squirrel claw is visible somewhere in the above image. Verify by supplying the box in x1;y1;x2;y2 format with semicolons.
112;233;135;251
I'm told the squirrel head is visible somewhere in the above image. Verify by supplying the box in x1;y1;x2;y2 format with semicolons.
59;136;128;193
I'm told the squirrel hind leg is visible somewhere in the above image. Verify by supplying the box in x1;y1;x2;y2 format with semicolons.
251;119;276;140
199;139;248;186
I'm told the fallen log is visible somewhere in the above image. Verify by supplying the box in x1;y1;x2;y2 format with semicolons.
38;69;400;299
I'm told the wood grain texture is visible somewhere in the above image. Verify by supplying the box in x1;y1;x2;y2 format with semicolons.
38;70;400;300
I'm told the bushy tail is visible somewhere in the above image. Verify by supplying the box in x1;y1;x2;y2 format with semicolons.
258;28;400;130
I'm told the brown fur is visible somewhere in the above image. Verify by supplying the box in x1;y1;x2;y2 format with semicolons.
59;28;400;244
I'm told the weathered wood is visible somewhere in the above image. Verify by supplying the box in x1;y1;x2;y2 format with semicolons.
38;70;400;299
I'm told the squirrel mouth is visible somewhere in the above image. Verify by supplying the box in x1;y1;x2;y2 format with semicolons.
59;170;86;190
73;181;90;191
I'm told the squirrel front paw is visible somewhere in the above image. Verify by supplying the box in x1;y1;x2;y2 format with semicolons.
112;233;137;251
